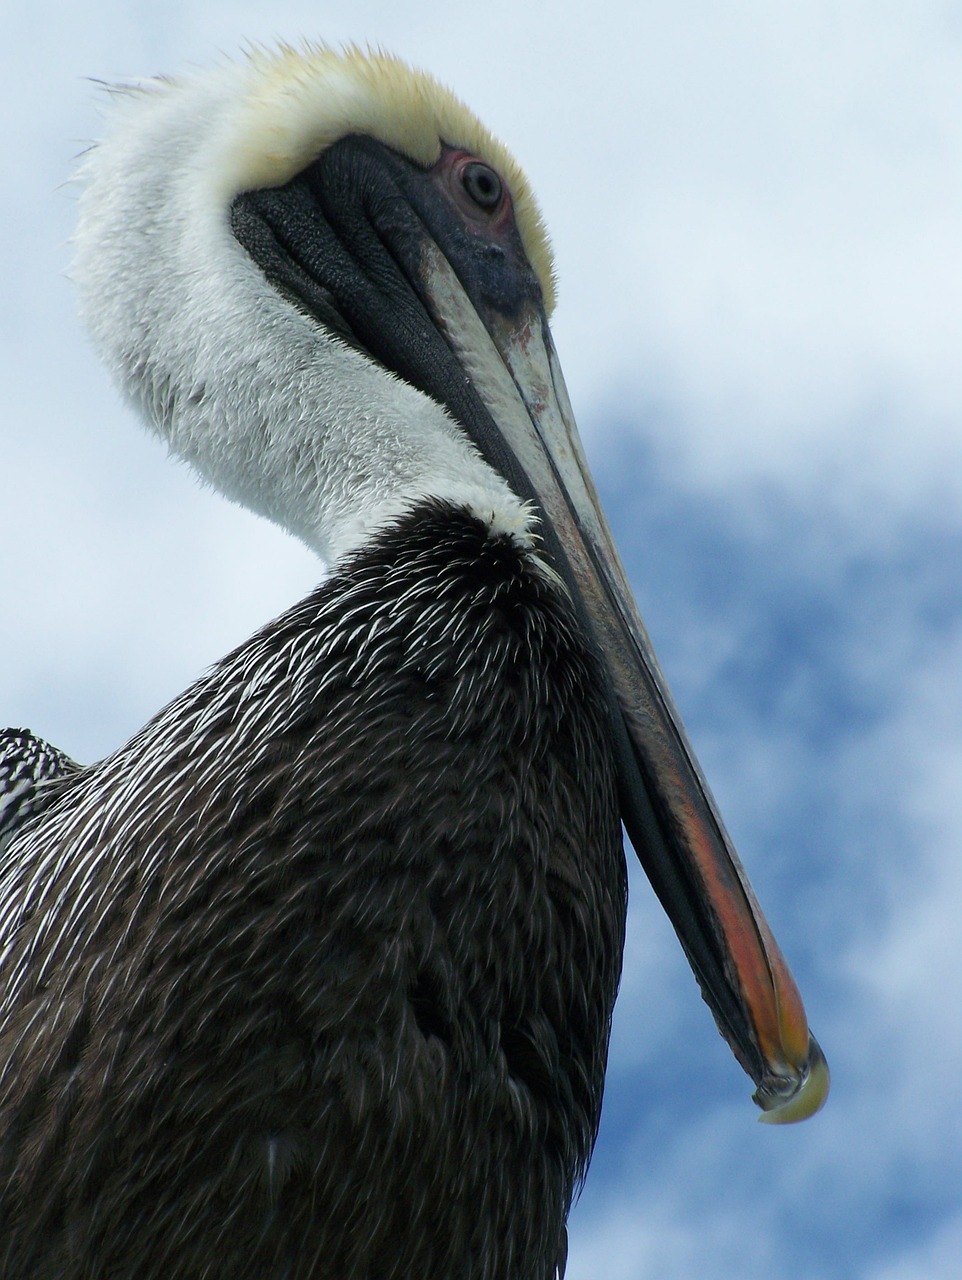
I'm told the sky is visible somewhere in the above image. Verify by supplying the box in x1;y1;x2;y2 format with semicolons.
3;3;962;1276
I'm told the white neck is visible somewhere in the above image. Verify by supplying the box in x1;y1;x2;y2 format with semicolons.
72;60;530;568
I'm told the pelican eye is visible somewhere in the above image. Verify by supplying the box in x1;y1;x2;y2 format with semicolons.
461;161;503;210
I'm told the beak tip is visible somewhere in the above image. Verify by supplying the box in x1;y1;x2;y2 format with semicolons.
754;1035;830;1125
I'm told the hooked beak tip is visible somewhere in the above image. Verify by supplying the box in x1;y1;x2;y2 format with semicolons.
754;1035;830;1125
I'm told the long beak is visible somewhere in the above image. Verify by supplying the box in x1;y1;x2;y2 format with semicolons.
421;242;828;1123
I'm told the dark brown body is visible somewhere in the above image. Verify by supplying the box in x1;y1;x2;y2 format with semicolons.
0;503;626;1279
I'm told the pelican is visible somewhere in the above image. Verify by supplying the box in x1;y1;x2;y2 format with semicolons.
0;45;827;1279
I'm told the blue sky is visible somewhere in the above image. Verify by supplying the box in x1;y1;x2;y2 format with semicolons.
4;4;962;1276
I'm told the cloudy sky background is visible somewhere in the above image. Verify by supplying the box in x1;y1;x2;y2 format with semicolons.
4;3;962;1276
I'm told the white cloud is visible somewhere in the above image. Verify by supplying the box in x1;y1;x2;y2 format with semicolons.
538;3;962;511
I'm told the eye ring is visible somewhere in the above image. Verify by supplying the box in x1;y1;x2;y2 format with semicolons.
460;161;503;211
